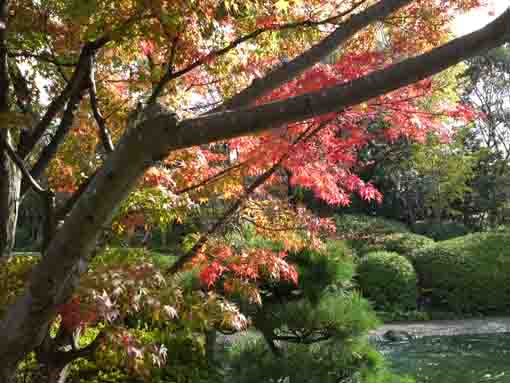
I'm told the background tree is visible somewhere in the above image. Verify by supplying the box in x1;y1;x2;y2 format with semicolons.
458;44;510;229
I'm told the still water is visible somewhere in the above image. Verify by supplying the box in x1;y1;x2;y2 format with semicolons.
380;333;510;383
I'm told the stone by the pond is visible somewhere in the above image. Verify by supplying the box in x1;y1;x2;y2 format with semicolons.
383;330;414;342
372;317;510;339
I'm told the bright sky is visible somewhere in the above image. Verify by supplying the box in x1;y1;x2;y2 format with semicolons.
452;1;509;36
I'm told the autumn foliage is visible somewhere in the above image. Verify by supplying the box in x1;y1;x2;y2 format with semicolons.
0;0;499;381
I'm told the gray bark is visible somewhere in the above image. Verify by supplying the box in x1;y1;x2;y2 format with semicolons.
0;130;21;257
0;4;509;381
0;0;19;258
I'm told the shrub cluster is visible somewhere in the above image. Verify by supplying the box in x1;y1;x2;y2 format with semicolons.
335;214;409;238
412;221;469;241
382;233;435;256
357;251;417;311
334;214;410;256
411;231;510;313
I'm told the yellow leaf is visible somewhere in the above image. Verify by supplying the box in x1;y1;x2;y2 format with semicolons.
275;0;289;12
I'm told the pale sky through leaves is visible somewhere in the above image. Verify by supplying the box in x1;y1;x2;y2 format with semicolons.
452;1;508;36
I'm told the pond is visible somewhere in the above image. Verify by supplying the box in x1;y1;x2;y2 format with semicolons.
380;333;510;383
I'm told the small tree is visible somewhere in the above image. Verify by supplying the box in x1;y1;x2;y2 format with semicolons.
214;242;392;383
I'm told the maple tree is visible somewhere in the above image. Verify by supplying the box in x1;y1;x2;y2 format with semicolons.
0;0;508;381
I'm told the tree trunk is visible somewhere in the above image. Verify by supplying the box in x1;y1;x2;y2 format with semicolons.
205;329;217;365
37;363;70;383
0;130;21;257
35;334;72;383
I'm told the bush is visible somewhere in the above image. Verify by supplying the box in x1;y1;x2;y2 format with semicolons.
411;231;510;313
357;252;417;311
335;214;409;238
223;336;412;383
382;233;435;256
334;215;409;256
412;221;470;241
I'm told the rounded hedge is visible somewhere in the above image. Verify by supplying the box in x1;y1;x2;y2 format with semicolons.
382;233;435;257
412;221;469;241
335;214;409;238
411;231;510;313
357;251;417;311
334;214;410;256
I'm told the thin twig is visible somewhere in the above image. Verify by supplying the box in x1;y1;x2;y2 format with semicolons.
166;117;335;275
175;159;249;195
147;3;366;103
0;134;46;194
89;57;114;153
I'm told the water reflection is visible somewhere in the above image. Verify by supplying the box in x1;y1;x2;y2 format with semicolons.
379;333;510;383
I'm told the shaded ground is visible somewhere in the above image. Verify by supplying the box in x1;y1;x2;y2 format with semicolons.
372;317;510;338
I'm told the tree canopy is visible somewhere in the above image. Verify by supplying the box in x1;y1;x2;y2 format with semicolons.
0;0;509;381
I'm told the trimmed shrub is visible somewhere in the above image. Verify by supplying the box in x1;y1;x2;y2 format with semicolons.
334;214;409;256
335;214;409;238
412;221;469;241
382;233;435;257
357;252;417;311
412;231;510;313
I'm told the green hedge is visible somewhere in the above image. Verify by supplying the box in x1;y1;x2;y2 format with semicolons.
382;233;435;257
412;221;470;241
335;214;409;238
334;214;410;256
357;252;417;311
411;231;510;313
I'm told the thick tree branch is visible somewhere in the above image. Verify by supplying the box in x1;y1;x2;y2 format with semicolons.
220;0;413;110
20;84;86;196
0;0;9;113
7;61;38;121
17;48;93;158
173;9;510;148
55;171;97;221
0;130;57;253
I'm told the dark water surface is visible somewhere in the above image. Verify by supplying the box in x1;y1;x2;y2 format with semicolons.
380;333;510;382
